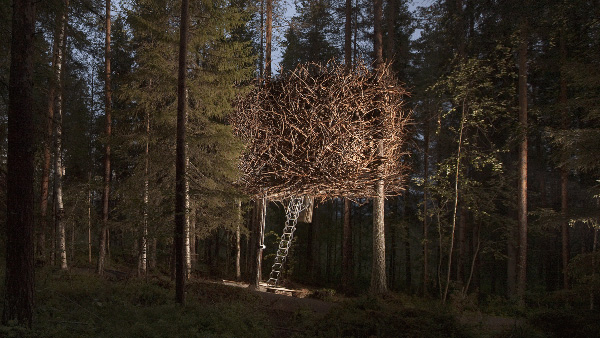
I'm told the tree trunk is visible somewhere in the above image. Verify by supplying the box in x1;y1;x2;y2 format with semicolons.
236;200;242;281
97;0;112;275
591;227;598;310
150;238;157;270
3;0;35;327
516;17;529;307
39;0;68;263
185;152;191;279
457;204;467;285
53;0;69;271
443;99;467;304
251;198;267;288
175;0;190;304
404;193;412;292
423;120;430;295
88;174;92;264
190;207;197;269
342;198;354;293
342;0;353;293
385;0;396;63
138;106;150;277
265;0;272;79
559;26;570;290
259;0;264;80
370;0;387;296
373;0;383;67
344;0;352;67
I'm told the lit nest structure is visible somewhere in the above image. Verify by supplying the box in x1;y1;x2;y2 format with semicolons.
230;61;411;201
230;61;411;286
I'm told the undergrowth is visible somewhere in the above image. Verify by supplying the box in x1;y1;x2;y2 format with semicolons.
2;268;269;338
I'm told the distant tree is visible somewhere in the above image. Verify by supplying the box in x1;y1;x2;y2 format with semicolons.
175;0;190;304
97;0;112;275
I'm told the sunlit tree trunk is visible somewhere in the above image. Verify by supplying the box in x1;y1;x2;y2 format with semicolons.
97;0;112;275
370;0;388;295
341;0;353;294
516;17;529;307
175;0;190;304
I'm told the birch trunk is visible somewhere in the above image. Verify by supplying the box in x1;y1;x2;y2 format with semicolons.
138;107;150;276
53;0;69;271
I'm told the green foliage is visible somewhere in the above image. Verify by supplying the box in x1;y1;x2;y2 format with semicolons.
280;0;340;72
11;270;270;338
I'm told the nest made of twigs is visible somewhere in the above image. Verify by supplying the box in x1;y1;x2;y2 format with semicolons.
230;61;411;200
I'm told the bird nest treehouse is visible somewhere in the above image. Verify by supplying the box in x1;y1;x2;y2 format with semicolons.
230;61;411;286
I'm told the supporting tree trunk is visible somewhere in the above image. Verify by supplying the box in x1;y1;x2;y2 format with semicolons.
251;198;266;288
97;0;112;275
516;17;529;307
3;0;36;326
342;198;353;293
175;0;190;304
370;0;388;296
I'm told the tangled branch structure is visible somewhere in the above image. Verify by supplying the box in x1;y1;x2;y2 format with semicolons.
230;61;411;201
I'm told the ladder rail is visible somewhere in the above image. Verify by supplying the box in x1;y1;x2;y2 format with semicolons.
266;196;306;287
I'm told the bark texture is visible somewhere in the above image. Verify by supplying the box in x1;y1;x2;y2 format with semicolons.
370;0;387;295
3;0;36;326
516;18;528;306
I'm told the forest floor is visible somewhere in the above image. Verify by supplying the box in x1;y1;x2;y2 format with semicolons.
1;267;599;337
